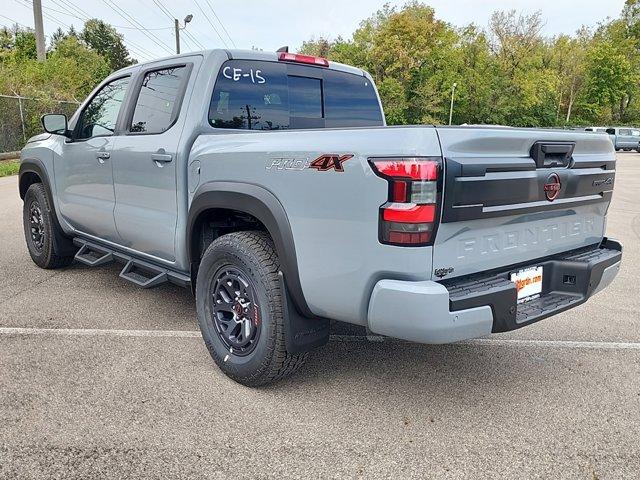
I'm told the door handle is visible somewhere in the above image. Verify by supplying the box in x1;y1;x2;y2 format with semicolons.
152;153;172;162
96;151;110;163
151;153;173;164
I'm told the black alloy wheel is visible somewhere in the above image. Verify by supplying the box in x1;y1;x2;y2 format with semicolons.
211;266;261;356
28;200;46;252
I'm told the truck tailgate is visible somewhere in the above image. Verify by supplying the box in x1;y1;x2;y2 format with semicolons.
432;127;616;280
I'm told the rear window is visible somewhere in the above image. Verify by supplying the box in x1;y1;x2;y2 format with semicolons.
208;59;383;130
619;128;631;136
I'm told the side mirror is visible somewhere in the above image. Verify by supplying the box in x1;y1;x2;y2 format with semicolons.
41;114;69;137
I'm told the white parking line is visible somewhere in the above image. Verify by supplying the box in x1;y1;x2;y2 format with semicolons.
0;327;201;338
1;327;640;350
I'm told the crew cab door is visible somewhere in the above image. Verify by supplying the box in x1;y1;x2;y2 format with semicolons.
54;75;131;242
111;60;197;262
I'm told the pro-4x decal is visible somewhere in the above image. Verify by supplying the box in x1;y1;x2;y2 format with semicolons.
308;154;354;172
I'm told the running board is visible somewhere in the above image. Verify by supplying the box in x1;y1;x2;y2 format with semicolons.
119;260;168;288
74;242;114;267
72;238;190;289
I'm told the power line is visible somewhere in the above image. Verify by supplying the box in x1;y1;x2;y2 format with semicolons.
52;0;92;21
47;0;89;21
203;0;235;48
23;0;155;59
0;14;29;29
15;0;71;29
192;0;228;48
46;0;171;30
48;0;158;59
101;0;174;54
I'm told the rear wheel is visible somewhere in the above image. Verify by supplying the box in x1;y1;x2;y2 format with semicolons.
195;231;307;386
22;183;74;269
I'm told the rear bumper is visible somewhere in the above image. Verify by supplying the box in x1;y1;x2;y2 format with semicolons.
366;238;622;343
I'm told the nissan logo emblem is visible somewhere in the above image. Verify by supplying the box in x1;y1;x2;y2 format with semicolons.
544;173;561;201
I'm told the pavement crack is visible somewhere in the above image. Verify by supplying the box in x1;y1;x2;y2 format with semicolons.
0;272;60;307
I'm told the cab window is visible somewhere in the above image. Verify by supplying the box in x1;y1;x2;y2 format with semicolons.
76;77;130;140
130;66;188;134
208;60;383;130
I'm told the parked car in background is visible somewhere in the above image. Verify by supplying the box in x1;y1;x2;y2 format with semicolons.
586;126;640;152
609;127;640;151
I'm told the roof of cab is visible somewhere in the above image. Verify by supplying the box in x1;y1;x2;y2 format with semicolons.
112;48;366;78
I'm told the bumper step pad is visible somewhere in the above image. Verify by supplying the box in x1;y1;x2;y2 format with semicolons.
515;292;578;324
441;239;622;333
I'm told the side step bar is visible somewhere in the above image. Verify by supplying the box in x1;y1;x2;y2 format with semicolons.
74;243;114;267
119;259;168;288
72;238;190;289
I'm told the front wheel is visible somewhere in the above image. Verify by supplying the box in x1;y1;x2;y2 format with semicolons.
195;231;307;386
22;183;75;269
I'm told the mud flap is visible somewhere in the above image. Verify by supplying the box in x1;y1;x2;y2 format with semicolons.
278;271;329;354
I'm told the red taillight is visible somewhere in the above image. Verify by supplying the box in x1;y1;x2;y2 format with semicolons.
371;160;438;181
278;52;329;67
382;204;435;223
370;157;441;246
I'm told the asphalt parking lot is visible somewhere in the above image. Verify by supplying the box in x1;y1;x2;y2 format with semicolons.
1;153;639;479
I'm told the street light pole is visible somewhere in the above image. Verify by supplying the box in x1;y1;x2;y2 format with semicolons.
174;19;180;54
174;14;193;54
449;82;457;126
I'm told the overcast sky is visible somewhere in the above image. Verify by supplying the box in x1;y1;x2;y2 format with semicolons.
1;0;627;61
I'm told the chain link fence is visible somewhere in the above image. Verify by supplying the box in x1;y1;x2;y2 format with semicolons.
0;95;80;154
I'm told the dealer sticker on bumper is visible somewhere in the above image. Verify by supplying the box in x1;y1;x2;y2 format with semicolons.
510;266;543;303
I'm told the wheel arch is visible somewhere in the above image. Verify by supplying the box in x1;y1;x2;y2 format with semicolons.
19;159;76;256
19;159;49;200
187;181;314;319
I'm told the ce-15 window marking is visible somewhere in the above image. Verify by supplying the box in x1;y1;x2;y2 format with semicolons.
222;66;266;84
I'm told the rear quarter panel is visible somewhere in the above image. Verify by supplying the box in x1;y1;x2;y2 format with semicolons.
189;127;441;324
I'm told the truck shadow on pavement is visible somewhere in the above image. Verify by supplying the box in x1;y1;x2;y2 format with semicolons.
21;261;578;401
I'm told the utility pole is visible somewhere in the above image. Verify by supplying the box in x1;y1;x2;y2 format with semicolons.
448;82;457;126
174;19;180;54
32;0;46;61
174;14;193;54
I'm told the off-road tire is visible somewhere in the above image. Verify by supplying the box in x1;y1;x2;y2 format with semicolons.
23;183;74;269
196;231;307;386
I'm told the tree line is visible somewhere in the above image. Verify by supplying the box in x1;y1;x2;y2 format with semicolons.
301;0;640;127
1;1;639;128
0;19;134;102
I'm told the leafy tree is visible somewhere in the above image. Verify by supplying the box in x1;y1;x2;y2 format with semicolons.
0;27;13;51
49;27;67;51
14;29;37;61
81;19;134;71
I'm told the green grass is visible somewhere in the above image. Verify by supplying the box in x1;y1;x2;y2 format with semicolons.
0;160;20;177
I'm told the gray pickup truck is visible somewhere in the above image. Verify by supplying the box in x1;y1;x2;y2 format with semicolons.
19;49;622;386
